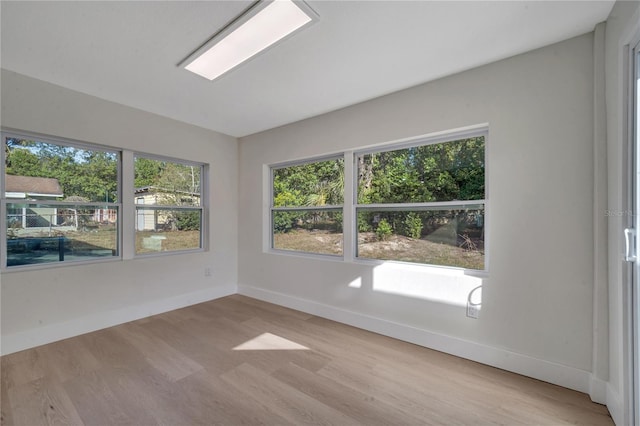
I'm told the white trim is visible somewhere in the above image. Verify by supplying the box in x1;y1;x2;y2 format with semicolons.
0;284;236;356
263;164;272;253
355;126;488;156
271;152;343;170
1;255;119;274
620;9;640;426
121;150;135;260
272;205;342;212
592;23;609;402
356;200;485;211
2;127;118;155
133;151;205;169
589;376;608;405
343;150;355;260
266;128;487;271
3;199;119;208
608;383;625;426
238;284;597;398
268;248;344;261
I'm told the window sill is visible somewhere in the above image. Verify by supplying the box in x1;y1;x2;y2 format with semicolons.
266;248;488;276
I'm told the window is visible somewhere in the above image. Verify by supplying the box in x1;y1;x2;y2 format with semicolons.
267;130;486;270
134;156;204;254
356;134;485;269
271;157;344;256
1;130;210;269
2;134;120;267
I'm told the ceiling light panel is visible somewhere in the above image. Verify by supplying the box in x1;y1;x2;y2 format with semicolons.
182;0;318;81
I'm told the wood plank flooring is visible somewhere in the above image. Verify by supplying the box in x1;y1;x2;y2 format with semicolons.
0;295;613;425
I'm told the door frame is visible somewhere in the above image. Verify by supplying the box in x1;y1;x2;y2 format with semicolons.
625;31;640;426
633;37;640;426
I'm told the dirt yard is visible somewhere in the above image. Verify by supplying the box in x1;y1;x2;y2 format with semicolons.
274;229;484;270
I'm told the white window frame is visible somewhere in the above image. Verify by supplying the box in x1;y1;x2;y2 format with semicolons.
133;153;207;257
1;128;210;271
269;154;345;259
1;129;122;270
353;128;488;271
266;126;488;272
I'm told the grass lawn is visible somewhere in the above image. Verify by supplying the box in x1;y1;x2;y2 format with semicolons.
9;227;200;254
136;230;201;253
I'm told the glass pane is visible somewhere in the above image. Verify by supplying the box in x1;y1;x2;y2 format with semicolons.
273;158;344;207
135;208;201;254
134;157;201;207
357;136;484;204
6;203;118;267
357;208;485;269
272;209;343;256
5;137;118;203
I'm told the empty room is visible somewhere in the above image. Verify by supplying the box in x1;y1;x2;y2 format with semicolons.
1;0;639;425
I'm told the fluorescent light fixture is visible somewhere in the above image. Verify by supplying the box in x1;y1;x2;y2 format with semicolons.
181;0;318;81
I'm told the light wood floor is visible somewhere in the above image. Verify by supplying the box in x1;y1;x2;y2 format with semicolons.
1;295;612;425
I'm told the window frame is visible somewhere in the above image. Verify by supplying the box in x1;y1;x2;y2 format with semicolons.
266;126;488;272
353;128;487;271
1;128;210;271
133;152;207;257
1;129;122;270
269;154;345;259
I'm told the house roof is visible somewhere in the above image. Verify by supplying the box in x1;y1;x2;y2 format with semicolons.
5;175;64;198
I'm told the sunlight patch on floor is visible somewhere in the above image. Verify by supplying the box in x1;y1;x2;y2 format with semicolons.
233;332;310;351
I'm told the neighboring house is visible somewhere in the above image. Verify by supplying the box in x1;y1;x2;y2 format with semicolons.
5;174;64;230
134;186;200;231
5;174;63;200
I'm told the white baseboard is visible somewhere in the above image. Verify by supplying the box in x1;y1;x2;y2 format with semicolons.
606;384;628;426
589;376;608;405
238;284;595;397
1;284;236;356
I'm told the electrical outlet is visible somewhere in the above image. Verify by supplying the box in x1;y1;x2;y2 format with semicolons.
466;303;480;319
204;267;212;277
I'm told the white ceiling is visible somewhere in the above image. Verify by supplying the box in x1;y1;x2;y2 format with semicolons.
1;1;614;138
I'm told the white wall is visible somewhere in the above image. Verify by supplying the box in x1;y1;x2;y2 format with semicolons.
604;1;640;425
239;34;598;396
2;8;634;421
0;69;239;355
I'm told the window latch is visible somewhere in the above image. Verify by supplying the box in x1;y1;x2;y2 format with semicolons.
624;228;637;262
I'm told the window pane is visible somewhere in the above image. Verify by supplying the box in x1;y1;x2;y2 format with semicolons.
357;137;484;204
6;203;118;267
273;209;343;256
134;157;201;207
5;138;118;203
357;208;484;269
273;158;344;207
135;208;201;254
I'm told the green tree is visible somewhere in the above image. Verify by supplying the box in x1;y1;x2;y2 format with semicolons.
134;157;162;188
403;212;423;239
376;219;392;241
5;139;118;202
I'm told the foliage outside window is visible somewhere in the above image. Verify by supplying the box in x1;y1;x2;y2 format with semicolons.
134;156;204;254
3;135;119;267
357;135;486;269
271;157;344;256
